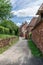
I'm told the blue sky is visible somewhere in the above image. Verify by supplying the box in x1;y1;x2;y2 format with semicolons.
10;0;43;26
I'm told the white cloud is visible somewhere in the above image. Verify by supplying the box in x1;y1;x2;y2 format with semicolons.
26;19;31;24
11;0;43;18
11;0;43;24
11;5;39;17
16;22;21;27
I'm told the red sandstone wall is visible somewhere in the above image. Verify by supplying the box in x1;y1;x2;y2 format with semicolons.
32;21;43;53
0;37;16;48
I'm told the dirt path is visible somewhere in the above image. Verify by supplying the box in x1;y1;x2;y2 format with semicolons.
0;37;43;65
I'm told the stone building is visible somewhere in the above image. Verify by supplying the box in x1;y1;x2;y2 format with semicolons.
19;22;28;38
32;3;43;53
26;16;40;38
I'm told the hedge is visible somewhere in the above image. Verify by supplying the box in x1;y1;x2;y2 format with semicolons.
0;26;4;33
0;26;10;34
4;27;9;34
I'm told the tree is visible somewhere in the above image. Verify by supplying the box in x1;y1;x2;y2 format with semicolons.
0;19;19;35
0;0;12;20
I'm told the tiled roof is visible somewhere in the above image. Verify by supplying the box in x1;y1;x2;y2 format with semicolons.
27;17;38;27
26;15;41;31
36;3;43;15
20;22;27;28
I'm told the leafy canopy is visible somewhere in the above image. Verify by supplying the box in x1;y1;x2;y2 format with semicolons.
0;0;12;20
0;20;19;35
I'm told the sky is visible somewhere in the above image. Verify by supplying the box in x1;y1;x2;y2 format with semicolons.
10;0;43;26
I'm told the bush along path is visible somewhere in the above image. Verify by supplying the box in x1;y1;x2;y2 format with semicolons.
0;38;43;65
28;39;43;57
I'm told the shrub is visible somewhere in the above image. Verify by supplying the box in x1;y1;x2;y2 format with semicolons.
0;20;19;35
0;26;10;34
28;40;42;57
0;26;4;33
4;28;10;34
29;32;32;39
12;31;15;35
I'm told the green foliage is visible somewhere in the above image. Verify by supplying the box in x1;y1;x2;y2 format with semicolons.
12;31;15;35
0;26;9;34
0;0;19;36
15;26;19;36
0;20;19;35
0;0;12;20
0;34;15;39
4;27;9;34
0;26;4;33
29;32;32;39
28;39;43;57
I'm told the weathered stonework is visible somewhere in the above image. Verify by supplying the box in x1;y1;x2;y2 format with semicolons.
32;21;43;53
0;37;16;48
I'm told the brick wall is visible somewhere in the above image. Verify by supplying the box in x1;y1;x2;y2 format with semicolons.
32;21;43;53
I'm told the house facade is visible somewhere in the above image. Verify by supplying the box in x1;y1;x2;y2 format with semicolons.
32;3;43;53
19;22;28;38
26;16;40;38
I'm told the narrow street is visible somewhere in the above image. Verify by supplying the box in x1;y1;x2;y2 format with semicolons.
0;37;43;65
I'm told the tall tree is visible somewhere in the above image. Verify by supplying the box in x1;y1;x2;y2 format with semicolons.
0;0;12;20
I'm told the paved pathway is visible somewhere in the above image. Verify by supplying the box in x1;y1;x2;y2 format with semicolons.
0;37;43;65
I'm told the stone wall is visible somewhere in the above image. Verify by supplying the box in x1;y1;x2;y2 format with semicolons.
0;37;16;48
32;21;43;53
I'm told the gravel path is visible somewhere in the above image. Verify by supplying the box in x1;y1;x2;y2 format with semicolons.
0;37;43;65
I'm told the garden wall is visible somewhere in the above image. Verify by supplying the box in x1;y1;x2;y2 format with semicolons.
32;21;43;53
0;37;16;48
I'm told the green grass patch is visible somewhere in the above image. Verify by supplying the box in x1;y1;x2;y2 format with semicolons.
0;37;19;54
28;39;43;57
0;34;15;39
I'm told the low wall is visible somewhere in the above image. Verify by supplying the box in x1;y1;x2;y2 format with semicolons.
0;37;16;48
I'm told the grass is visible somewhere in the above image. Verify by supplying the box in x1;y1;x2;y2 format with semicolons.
28;39;43;57
0;34;15;39
0;36;19;54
